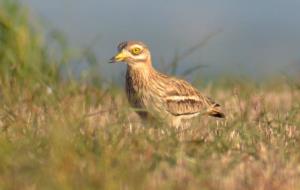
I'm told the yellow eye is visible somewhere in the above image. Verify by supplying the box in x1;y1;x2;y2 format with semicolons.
131;47;142;55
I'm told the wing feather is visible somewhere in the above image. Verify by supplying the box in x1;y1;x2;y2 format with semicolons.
163;78;224;118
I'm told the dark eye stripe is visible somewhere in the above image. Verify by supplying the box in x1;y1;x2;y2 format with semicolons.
117;41;128;51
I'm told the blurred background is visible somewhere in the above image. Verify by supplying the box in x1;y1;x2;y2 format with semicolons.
1;2;300;189
21;0;300;82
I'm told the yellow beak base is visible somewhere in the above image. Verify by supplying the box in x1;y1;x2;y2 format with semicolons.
109;51;127;63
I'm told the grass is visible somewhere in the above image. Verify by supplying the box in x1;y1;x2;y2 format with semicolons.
0;1;300;189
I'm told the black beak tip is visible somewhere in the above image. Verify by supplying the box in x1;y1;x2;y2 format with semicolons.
109;57;115;63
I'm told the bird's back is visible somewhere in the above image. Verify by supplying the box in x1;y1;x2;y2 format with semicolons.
125;66;225;122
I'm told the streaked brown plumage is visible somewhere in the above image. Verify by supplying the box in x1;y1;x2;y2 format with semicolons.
110;41;224;127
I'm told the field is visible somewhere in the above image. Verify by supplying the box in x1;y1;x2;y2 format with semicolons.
0;1;300;189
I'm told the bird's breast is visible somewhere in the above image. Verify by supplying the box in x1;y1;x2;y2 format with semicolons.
125;67;164;114
125;69;147;107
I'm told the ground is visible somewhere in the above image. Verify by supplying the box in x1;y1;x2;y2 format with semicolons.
0;79;299;190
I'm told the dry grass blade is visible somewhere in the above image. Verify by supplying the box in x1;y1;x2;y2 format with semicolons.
168;29;222;75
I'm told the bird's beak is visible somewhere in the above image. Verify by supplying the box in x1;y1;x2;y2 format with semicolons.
109;50;127;63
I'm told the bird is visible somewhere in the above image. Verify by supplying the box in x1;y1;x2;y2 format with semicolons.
110;41;225;128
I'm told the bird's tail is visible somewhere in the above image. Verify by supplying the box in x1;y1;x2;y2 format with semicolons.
207;103;225;118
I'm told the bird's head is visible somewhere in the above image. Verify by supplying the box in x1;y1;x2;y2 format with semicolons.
110;41;151;66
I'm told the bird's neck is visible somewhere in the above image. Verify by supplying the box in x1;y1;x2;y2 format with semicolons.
126;59;156;79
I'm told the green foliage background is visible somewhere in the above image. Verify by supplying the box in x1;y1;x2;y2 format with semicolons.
0;0;61;85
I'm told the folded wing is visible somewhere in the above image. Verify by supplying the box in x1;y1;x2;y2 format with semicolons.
164;79;225;118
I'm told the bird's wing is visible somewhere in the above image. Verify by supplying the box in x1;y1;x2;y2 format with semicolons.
163;78;224;118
